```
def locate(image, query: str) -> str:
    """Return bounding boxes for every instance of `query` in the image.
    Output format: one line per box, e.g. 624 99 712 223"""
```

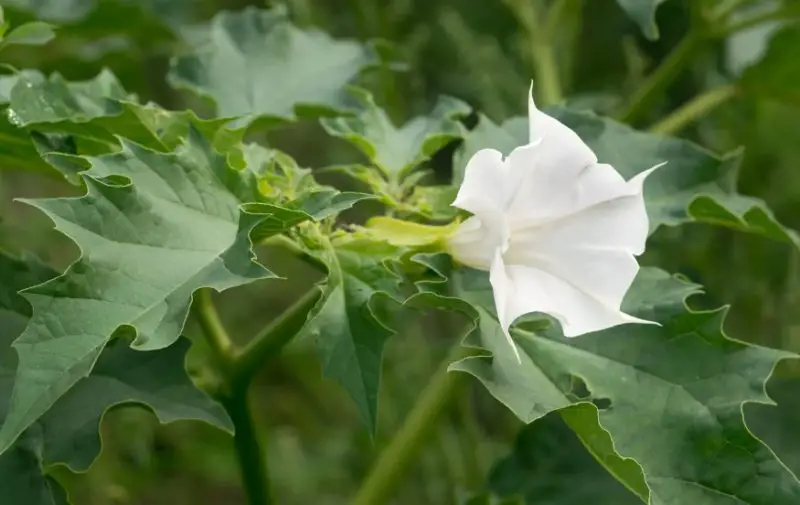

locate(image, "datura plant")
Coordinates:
1 3 799 505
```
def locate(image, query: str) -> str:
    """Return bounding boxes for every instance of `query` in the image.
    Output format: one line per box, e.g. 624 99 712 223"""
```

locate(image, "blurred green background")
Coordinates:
1 0 799 504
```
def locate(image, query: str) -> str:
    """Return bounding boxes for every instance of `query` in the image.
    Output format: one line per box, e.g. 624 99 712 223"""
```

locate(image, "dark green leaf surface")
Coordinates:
456 110 799 246
1 69 238 178
0 252 231 505
445 266 799 505
0 128 294 455
169 6 379 125
304 236 405 432
488 405 643 504
321 88 469 179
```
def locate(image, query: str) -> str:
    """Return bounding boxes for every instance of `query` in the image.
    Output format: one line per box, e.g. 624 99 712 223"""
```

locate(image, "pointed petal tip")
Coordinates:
560 313 660 338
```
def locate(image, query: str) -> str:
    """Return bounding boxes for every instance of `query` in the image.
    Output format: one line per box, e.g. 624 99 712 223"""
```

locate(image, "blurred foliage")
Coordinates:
0 0 799 504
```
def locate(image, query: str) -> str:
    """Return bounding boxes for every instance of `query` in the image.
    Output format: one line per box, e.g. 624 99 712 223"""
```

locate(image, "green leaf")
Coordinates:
746 377 800 477
1 69 238 179
1 21 55 46
0 128 300 455
445 266 800 504
487 405 644 504
615 0 668 40
0 252 232 505
169 6 380 126
7 68 130 126
456 110 799 247
321 88 469 180
304 235 405 432
741 25 800 105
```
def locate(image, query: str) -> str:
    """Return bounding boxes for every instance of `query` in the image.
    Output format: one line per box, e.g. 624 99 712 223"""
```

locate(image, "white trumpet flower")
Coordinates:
447 89 663 362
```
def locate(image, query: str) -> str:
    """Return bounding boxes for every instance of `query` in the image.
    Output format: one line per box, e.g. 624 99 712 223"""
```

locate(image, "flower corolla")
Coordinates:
447 89 663 361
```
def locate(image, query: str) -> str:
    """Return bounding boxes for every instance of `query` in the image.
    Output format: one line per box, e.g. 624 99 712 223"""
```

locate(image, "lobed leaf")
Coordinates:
169 6 380 126
321 88 469 180
303 236 406 432
455 110 799 247
0 128 301 455
0 69 238 179
487 405 644 504
0 252 232 505
441 265 800 505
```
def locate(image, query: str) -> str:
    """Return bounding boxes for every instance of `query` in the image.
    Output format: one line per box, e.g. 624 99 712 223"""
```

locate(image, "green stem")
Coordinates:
194 288 283 505
221 387 274 505
194 288 235 373
509 0 563 105
649 84 739 135
618 31 703 124
620 0 790 126
352 346 479 505
233 287 322 386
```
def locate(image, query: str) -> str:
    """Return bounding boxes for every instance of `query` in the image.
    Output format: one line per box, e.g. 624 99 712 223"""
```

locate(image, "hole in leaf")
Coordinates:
592 397 612 410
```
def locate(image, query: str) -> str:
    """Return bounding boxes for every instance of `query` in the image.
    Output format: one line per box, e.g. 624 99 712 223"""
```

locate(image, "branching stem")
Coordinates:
194 243 323 505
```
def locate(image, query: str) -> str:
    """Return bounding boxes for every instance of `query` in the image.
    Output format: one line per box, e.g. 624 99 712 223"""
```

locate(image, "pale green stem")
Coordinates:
508 0 563 105
649 84 739 135
194 289 235 373
352 346 480 505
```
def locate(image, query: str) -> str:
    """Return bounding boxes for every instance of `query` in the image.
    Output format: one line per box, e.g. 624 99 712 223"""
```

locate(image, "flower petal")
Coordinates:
527 87 597 169
446 216 498 270
506 246 640 309
509 163 658 254
497 260 655 338
489 250 522 363
452 148 512 216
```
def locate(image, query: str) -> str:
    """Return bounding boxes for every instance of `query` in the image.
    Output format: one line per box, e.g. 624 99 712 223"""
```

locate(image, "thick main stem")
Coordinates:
221 388 273 505
196 286 319 505
352 346 478 505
